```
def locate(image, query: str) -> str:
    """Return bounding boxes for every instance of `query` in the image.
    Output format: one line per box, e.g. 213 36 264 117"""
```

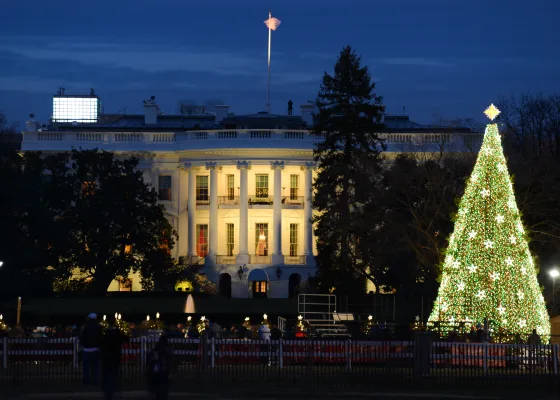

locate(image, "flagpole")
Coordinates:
267 9 272 113
264 10 280 114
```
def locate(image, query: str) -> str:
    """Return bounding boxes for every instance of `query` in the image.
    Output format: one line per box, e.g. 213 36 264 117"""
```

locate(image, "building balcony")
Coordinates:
249 255 271 264
178 255 206 266
282 196 304 207
248 195 273 206
218 196 239 206
196 197 210 206
216 255 237 265
284 255 306 265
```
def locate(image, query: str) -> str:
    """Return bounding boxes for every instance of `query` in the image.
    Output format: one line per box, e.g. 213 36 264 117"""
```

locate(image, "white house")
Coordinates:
22 93 481 299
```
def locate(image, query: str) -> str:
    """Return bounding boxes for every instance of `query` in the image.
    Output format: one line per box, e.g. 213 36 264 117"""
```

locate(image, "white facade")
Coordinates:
22 98 482 298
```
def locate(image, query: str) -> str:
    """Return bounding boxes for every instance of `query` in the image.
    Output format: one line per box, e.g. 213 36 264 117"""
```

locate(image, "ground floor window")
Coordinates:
255 223 268 256
252 281 267 298
196 224 208 257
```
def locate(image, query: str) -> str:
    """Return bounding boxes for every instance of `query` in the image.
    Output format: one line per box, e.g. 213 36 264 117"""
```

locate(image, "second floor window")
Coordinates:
196 175 209 201
255 174 269 198
226 223 235 256
255 223 268 256
158 175 172 201
290 174 299 200
226 174 235 200
290 223 299 256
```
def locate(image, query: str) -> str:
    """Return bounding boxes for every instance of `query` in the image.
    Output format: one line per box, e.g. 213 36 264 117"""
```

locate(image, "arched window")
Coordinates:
288 273 302 298
219 273 232 298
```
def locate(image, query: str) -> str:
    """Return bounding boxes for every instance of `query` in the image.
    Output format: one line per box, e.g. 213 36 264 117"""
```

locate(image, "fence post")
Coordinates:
2 337 7 369
413 331 432 377
279 339 283 369
483 342 488 374
211 338 215 368
72 337 79 369
140 337 146 369
346 340 352 371
553 344 559 375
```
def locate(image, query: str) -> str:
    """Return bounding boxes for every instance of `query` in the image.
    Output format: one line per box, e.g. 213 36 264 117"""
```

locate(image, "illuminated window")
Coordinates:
253 281 267 293
255 174 269 198
255 223 268 256
82 181 96 196
290 223 299 256
196 224 208 257
196 175 209 202
119 277 132 292
158 175 172 201
226 174 235 200
290 175 299 200
226 223 235 256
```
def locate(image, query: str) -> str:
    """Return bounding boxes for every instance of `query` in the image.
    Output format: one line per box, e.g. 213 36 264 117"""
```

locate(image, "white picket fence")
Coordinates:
0 337 558 374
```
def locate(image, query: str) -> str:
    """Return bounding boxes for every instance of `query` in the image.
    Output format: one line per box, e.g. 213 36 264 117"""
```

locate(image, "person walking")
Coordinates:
258 322 271 366
80 313 103 385
146 335 173 400
100 324 128 400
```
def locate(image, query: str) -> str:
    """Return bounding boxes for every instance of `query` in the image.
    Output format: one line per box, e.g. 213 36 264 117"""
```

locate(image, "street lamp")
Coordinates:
0 261 3 268
550 269 559 311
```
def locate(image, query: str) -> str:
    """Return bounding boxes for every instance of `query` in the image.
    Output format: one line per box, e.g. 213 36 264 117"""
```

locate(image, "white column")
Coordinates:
177 163 188 259
302 162 316 265
236 161 250 265
186 163 197 257
206 162 219 263
271 161 284 265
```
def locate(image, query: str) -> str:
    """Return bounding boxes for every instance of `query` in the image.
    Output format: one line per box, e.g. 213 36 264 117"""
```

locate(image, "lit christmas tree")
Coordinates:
428 104 551 340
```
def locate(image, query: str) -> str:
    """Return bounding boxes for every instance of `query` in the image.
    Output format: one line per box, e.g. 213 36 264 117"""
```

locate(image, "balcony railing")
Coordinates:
248 195 273 205
249 255 271 264
196 197 210 206
216 255 237 265
178 255 206 266
284 255 306 265
23 129 484 154
218 196 239 205
283 196 304 206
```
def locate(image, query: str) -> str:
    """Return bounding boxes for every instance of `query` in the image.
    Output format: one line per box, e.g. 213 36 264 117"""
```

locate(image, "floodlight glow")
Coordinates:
52 96 99 123
550 269 560 278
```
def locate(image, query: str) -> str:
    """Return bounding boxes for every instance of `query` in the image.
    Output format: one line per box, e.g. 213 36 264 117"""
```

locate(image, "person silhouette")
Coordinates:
287 100 293 115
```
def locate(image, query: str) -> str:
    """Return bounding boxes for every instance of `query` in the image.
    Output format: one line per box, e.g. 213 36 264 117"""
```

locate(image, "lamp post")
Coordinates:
264 10 281 113
550 268 559 311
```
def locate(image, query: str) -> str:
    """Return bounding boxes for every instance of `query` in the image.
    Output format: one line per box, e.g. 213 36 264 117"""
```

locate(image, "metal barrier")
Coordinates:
0 337 558 391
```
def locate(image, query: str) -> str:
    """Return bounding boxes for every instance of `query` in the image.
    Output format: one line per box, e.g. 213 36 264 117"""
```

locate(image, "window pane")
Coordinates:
255 174 269 198
226 223 235 256
290 223 298 256
196 175 209 201
158 175 172 201
227 174 235 199
196 224 208 257
255 223 268 256
290 175 299 200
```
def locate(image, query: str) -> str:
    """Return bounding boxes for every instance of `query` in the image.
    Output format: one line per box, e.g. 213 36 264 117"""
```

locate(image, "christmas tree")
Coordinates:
428 104 550 340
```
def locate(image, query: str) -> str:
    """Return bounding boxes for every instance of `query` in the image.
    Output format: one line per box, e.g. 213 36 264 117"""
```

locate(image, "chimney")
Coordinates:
300 101 315 126
143 96 158 125
215 105 230 123
25 113 39 132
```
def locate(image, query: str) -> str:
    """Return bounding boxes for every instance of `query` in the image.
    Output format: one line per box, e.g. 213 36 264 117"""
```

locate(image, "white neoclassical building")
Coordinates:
21 93 481 298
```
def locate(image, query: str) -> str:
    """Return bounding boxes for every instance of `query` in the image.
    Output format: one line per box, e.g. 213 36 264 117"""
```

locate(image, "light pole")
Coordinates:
264 10 281 113
550 268 559 312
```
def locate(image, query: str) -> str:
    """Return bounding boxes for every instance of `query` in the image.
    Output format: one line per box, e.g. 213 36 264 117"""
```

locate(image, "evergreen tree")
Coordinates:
428 105 551 340
312 46 385 294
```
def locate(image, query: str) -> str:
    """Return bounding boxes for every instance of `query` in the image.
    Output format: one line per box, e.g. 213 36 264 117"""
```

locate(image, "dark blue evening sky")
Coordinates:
1 0 559 127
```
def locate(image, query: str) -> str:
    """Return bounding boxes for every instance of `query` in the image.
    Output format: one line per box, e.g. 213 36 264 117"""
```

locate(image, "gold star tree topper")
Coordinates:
484 104 501 121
